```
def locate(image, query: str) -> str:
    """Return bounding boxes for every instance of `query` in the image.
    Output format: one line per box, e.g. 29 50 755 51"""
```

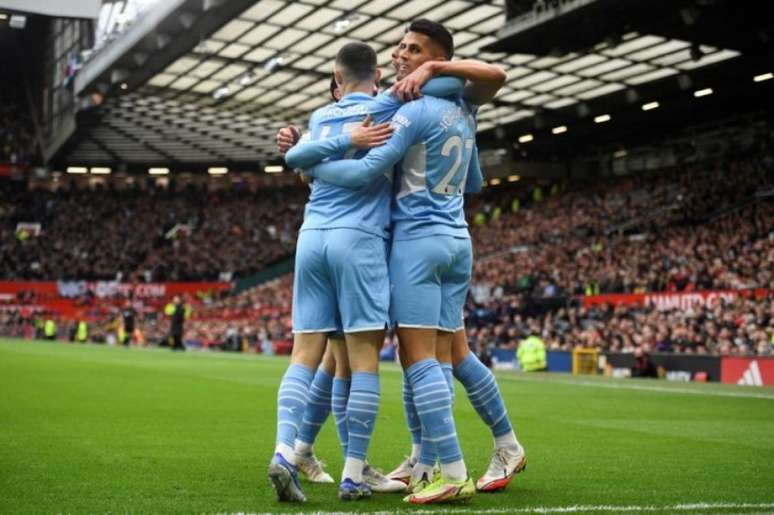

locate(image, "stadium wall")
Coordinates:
605 353 722 382
491 350 774 387
721 357 774 387
582 289 770 310
0 280 232 318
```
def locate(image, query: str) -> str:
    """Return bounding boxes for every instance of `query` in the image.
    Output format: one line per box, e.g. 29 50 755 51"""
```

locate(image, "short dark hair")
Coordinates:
329 76 339 101
335 42 377 84
407 19 454 59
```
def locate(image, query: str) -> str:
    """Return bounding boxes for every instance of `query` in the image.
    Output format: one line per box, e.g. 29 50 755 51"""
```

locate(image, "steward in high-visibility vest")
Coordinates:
533 186 543 203
44 319 57 340
76 321 88 343
585 282 600 296
517 335 546 372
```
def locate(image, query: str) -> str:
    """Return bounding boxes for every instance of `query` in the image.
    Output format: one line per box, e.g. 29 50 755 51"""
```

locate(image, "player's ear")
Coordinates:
374 68 382 85
334 69 344 88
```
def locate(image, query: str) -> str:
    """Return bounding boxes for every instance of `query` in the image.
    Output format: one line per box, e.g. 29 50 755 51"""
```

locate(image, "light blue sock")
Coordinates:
332 377 351 458
276 364 314 449
346 371 380 461
403 373 422 446
296 367 333 447
407 359 462 465
454 352 513 438
418 430 436 467
441 362 455 405
418 363 456 467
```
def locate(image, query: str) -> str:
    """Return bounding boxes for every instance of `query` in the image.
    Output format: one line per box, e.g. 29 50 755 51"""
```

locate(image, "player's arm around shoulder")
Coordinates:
405 60 507 106
307 102 423 189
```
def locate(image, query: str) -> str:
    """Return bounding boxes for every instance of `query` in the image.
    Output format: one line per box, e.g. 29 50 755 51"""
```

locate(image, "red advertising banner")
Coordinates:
0 281 58 296
583 289 769 310
0 281 232 300
721 357 774 386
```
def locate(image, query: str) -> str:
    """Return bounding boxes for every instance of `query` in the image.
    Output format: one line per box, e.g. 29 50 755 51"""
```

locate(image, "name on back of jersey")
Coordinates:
440 105 475 134
391 112 412 132
317 103 369 121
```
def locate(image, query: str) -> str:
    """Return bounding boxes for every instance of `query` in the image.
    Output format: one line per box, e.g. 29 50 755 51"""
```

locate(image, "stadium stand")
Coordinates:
0 0 771 364
469 152 774 298
0 182 305 281
1 149 772 356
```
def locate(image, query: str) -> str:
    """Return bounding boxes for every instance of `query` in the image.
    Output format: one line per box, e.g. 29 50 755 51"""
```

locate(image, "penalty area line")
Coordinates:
235 501 774 514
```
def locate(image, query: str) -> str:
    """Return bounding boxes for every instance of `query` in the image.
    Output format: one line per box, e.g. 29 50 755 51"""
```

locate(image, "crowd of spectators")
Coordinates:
469 153 774 300
465 292 774 357
1 149 772 357
184 275 293 351
0 182 305 281
175 152 772 356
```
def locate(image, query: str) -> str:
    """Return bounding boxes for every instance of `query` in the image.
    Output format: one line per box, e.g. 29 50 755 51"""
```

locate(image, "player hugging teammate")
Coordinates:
268 19 526 505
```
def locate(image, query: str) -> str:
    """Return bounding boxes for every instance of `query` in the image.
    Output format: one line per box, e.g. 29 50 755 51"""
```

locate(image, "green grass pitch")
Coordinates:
1 339 773 514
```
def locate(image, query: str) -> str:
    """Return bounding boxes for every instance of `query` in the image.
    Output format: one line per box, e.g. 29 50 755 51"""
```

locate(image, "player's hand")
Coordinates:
391 62 435 102
349 115 393 149
276 125 300 155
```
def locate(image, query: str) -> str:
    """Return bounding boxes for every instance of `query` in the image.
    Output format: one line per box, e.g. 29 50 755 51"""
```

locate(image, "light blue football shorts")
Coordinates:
389 235 472 333
292 228 390 334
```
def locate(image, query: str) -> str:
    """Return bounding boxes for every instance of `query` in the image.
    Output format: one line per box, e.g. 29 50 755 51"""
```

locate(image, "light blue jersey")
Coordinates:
286 77 464 334
285 77 465 240
305 95 481 241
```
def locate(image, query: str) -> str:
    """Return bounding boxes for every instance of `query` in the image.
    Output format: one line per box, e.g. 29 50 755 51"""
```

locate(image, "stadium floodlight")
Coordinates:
508 175 520 182
0 13 7 20
66 167 88 174
148 167 170 175
208 167 228 175
334 19 351 33
594 114 611 123
264 56 284 72
490 178 502 186
213 87 230 100
694 88 713 98
614 150 628 158
552 126 568 135
642 101 660 111
9 14 25 29
753 72 772 82
90 167 111 174
518 134 534 143
264 165 284 173
239 73 254 86
333 14 359 34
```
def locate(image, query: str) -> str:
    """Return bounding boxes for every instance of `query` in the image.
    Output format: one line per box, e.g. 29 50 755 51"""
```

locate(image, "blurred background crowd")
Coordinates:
3 147 772 358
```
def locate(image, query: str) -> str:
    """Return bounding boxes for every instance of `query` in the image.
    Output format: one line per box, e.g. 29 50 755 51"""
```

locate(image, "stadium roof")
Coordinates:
62 0 744 168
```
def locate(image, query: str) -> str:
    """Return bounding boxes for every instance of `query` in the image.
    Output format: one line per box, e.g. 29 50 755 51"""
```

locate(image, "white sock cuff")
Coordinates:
342 457 365 483
410 444 422 463
440 459 467 482
294 440 313 455
276 443 296 465
494 431 519 450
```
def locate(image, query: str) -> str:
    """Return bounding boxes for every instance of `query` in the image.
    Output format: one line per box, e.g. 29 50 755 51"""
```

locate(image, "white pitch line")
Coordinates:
228 501 774 515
